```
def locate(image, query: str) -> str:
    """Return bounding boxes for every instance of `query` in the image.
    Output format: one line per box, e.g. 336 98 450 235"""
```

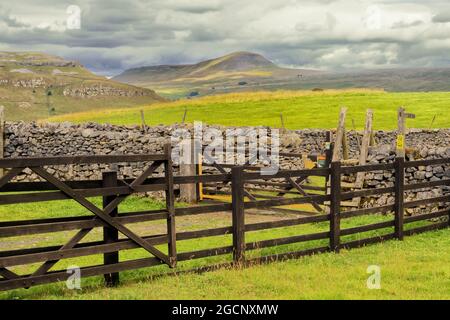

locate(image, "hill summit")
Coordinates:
113 51 319 98
203 51 276 71
114 51 283 83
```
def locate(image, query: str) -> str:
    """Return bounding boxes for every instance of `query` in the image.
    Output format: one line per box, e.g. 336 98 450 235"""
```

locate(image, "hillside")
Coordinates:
114 52 450 99
0 52 166 121
113 52 321 98
46 89 450 130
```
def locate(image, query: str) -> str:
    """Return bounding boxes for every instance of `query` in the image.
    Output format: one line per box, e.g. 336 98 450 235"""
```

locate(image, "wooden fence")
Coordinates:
200 149 331 215
0 147 449 291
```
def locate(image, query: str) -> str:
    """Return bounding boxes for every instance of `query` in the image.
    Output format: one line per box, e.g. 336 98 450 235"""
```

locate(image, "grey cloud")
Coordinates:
175 4 222 14
0 7 29 28
432 12 450 23
0 0 450 74
391 20 424 29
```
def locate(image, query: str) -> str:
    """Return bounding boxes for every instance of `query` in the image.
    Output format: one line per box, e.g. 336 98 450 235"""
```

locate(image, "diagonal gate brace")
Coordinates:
29 163 170 273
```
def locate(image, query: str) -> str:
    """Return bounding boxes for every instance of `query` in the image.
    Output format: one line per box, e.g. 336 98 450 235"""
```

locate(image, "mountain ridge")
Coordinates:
113 51 310 84
113 51 320 98
113 51 450 98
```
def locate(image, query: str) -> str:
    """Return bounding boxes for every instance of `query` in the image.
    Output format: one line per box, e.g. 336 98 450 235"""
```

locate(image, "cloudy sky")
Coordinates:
1 0 450 76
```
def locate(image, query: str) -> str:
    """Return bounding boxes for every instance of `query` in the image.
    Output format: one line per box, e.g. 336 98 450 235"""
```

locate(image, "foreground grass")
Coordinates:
1 229 449 300
0 195 449 300
46 89 450 129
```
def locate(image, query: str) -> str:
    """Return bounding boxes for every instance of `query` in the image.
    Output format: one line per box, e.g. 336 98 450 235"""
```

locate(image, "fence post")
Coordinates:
394 157 405 240
0 106 4 178
324 131 333 193
140 110 147 132
231 166 245 264
330 161 341 253
102 170 119 286
179 139 197 203
164 143 177 268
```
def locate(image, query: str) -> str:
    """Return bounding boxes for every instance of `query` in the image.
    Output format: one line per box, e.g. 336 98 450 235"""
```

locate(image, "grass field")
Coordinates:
0 195 448 300
46 89 450 129
4 88 450 300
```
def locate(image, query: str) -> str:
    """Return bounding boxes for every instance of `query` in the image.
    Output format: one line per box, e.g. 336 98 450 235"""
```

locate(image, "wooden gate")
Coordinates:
0 145 176 290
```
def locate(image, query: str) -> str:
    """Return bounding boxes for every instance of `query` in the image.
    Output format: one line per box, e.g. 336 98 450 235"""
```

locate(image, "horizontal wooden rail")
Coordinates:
262 207 320 216
403 222 449 236
177 246 234 261
0 154 167 168
340 233 396 249
246 180 325 191
404 195 450 208
175 174 232 184
340 220 394 236
243 168 330 180
0 184 167 205
245 215 330 232
340 158 450 174
1 179 107 192
245 246 330 265
404 158 450 168
246 231 329 250
340 186 395 201
405 179 450 191
244 181 291 188
404 209 449 223
243 194 330 209
341 163 395 174
175 203 233 217
200 146 304 158
0 210 167 237
202 163 260 170
340 205 395 219
0 174 233 193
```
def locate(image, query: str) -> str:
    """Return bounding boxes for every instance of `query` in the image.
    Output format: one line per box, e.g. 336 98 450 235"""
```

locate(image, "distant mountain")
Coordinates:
114 51 450 98
113 52 321 98
0 52 165 121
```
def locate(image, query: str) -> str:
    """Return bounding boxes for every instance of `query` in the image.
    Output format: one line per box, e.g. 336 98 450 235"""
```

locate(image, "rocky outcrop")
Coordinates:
62 85 157 98
16 60 79 68
0 78 47 88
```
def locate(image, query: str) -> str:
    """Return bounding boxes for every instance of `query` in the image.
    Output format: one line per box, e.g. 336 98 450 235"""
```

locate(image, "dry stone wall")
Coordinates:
3 122 450 214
